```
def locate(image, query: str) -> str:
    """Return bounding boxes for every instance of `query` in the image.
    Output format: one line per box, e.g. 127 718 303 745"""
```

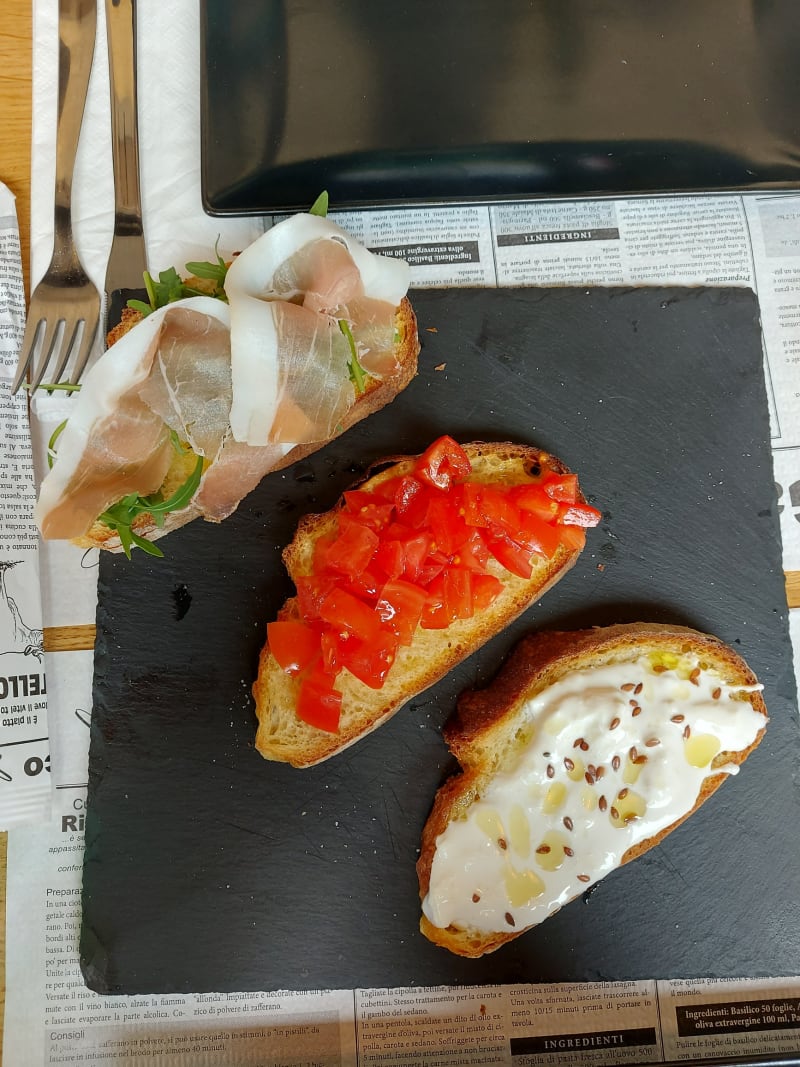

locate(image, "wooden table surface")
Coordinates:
0 0 799 1056
0 1 32 1050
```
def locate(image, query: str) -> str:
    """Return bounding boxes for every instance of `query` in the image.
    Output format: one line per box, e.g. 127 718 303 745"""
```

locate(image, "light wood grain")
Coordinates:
787 571 800 612
0 0 32 1046
0 1 32 297
44 624 97 653
34 572 800 656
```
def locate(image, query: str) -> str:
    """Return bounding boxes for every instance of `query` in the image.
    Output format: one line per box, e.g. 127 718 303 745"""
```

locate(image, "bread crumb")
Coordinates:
426 326 438 333
434 362 447 372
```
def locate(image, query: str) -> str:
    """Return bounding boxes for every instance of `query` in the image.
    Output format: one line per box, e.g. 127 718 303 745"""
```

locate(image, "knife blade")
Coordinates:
104 0 148 335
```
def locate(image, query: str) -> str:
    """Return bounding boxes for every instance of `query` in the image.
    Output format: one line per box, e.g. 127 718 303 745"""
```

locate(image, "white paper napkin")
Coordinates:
31 0 264 294
28 0 267 624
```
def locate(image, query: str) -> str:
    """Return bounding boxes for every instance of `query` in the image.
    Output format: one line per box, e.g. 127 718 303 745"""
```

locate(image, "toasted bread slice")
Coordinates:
417 622 768 957
73 296 419 551
254 441 592 767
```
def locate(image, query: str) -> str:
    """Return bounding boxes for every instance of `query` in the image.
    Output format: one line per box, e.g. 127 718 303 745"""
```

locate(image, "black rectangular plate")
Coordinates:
81 286 799 994
201 0 800 214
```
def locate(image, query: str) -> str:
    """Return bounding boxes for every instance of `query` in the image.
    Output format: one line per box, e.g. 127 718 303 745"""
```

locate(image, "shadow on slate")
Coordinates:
80 286 800 994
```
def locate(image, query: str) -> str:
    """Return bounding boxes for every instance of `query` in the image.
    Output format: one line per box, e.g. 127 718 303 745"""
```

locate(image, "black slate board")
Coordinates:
81 286 800 994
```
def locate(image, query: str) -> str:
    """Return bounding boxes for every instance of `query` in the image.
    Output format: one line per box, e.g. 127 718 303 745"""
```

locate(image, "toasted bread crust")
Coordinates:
72 297 420 551
253 441 592 767
417 623 768 957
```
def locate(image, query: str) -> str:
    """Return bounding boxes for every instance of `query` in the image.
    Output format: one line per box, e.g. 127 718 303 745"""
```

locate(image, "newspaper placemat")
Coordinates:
4 0 800 1061
0 181 50 829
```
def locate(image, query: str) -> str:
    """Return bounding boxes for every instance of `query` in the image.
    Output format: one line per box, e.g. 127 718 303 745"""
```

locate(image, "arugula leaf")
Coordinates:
98 452 204 560
339 319 367 396
47 420 68 469
24 381 83 394
130 267 189 317
185 238 229 299
127 239 230 315
309 191 329 217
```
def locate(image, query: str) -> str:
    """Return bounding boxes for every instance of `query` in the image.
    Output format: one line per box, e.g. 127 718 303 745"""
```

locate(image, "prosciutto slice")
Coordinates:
35 214 412 542
225 214 410 445
35 298 231 540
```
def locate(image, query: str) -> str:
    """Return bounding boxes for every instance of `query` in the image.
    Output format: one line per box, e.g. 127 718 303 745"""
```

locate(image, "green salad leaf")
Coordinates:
127 239 230 315
309 190 329 217
97 450 204 560
339 319 367 396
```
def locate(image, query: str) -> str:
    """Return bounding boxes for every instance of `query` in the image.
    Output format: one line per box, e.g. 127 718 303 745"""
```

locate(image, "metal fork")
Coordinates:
11 0 100 395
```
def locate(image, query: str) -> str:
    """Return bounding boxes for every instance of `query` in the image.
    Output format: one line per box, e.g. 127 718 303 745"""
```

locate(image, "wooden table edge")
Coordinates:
39 570 800 653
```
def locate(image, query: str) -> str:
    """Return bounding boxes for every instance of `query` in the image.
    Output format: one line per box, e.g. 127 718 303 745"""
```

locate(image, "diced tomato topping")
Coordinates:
542 472 579 503
559 525 587 552
453 528 491 571
444 566 473 620
341 494 395 529
267 620 321 675
421 575 451 629
342 563 386 601
333 630 399 689
296 574 336 620
269 436 598 731
518 509 563 559
509 483 559 521
415 435 471 490
319 513 379 573
480 485 522 537
374 538 405 580
397 530 433 581
557 501 602 527
296 674 342 733
319 588 383 644
376 579 428 645
425 494 469 556
459 482 487 527
471 572 504 612
392 474 424 515
487 532 534 579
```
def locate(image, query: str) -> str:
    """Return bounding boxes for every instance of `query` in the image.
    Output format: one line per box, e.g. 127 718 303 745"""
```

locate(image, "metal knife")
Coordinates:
104 0 148 334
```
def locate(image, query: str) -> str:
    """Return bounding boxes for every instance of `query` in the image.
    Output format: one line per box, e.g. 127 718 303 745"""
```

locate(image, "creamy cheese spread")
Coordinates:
422 652 764 935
